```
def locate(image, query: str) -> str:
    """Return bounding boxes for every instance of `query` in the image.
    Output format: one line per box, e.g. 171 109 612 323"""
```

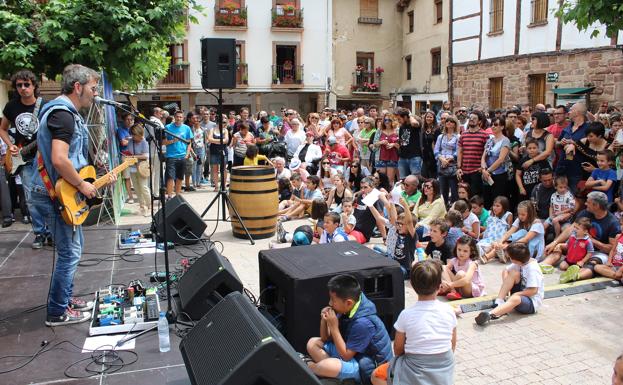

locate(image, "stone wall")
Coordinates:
451 47 623 110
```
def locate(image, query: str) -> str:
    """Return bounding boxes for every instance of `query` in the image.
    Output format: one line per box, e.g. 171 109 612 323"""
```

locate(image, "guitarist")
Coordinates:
30 64 116 326
0 70 51 247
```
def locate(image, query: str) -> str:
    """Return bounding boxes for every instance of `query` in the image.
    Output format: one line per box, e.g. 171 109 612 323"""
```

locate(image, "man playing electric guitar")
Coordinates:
0 70 51 244
30 65 117 326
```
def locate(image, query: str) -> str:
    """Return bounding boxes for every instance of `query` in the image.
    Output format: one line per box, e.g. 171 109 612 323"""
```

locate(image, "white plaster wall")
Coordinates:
453 39 480 63
453 16 480 40
560 23 612 50
518 0 557 54
186 0 330 92
480 0 516 59
453 0 481 17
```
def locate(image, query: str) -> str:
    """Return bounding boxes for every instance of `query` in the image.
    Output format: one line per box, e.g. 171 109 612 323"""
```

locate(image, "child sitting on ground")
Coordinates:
371 260 457 385
478 196 514 264
491 200 545 262
584 150 617 202
541 217 594 280
544 175 576 237
278 175 323 221
442 235 486 300
475 243 544 325
445 209 465 251
307 274 393 384
319 212 349 244
453 200 480 239
278 173 303 211
470 195 489 237
340 198 366 244
370 194 417 279
425 219 453 264
593 228 623 283
243 144 273 166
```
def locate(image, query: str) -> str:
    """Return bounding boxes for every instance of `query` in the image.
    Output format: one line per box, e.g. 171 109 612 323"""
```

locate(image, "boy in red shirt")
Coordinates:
543 217 594 283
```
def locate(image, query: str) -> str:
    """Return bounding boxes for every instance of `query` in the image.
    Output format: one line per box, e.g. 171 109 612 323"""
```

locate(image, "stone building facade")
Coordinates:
452 47 623 110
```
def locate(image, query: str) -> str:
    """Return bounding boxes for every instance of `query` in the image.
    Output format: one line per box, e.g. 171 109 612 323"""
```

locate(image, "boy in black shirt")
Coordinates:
425 218 453 264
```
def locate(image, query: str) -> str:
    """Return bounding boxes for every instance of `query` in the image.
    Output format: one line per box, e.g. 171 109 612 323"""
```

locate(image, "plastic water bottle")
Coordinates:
158 311 170 352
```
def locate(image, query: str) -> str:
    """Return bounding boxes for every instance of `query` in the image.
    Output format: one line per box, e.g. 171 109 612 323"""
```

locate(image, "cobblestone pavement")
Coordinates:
116 190 622 384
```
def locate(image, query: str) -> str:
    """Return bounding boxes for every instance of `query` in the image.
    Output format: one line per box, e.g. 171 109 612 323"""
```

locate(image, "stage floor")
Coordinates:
0 226 192 385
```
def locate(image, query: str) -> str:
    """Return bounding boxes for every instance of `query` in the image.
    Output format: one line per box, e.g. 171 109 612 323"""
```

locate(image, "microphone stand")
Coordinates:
104 98 178 322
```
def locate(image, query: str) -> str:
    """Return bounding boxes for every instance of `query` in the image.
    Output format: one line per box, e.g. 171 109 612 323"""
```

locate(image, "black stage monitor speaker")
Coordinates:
177 247 243 320
258 241 405 352
154 195 206 245
201 38 236 89
180 292 322 385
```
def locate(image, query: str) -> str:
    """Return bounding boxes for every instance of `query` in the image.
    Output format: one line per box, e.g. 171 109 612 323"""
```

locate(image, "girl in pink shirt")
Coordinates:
441 235 486 300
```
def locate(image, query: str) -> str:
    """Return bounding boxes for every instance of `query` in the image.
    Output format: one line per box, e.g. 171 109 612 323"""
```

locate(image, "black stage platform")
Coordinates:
0 226 193 385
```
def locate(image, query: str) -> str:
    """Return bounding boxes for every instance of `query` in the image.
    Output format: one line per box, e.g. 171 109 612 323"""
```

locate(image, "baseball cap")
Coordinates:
293 232 311 245
328 136 337 145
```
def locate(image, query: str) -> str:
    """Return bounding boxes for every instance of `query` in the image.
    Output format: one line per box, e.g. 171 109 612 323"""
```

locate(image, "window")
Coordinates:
169 43 185 66
360 0 378 19
435 0 443 24
529 74 546 107
431 48 441 76
530 0 548 24
356 52 374 71
407 11 414 33
489 78 504 109
235 41 247 85
489 0 504 33
405 55 412 80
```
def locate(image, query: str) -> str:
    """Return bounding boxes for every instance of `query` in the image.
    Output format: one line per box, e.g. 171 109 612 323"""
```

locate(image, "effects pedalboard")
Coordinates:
88 284 161 336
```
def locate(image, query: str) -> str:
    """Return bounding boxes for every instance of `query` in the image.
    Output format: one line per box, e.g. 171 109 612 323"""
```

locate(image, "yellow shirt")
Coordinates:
243 154 269 165
414 197 447 227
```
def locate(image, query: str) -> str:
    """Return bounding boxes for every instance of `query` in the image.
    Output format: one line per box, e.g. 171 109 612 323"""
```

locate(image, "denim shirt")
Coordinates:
434 133 459 160
484 136 511 175
30 95 89 190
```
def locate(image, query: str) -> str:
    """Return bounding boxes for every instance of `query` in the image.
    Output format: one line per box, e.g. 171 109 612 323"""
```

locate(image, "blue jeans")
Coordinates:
398 156 423 179
31 188 83 317
20 162 49 236
192 148 205 186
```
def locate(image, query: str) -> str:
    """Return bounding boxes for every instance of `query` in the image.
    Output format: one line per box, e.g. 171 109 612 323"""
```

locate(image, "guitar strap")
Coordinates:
36 152 58 202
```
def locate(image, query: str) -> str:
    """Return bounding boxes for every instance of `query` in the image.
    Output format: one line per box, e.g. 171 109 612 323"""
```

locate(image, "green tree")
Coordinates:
557 0 623 38
0 0 202 89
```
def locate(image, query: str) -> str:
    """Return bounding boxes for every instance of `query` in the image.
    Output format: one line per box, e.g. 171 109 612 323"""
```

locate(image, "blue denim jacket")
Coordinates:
30 95 89 190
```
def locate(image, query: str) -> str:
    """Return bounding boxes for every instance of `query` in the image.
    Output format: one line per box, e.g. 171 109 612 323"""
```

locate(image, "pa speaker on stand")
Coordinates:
201 38 236 89
154 195 206 245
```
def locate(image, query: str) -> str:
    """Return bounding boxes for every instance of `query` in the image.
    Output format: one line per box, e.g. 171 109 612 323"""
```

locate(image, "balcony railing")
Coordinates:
159 64 189 86
271 7 303 28
272 64 303 85
351 71 382 94
236 63 248 85
214 4 247 27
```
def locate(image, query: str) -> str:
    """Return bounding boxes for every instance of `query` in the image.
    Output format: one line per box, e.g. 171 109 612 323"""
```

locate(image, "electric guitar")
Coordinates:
4 140 38 175
56 158 138 226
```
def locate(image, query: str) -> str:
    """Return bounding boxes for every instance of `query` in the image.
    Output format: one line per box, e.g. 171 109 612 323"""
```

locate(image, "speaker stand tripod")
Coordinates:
200 88 254 245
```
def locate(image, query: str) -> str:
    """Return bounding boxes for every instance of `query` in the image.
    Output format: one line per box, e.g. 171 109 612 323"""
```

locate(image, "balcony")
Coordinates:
271 7 303 31
236 63 248 87
351 71 382 95
214 3 247 30
272 64 304 88
158 64 190 88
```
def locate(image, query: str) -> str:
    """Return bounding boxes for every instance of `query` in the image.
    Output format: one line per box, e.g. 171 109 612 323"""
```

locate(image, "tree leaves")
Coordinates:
0 0 202 89
557 0 623 38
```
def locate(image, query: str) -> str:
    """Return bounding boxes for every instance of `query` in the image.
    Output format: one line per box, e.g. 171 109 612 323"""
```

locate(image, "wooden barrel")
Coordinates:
228 166 278 240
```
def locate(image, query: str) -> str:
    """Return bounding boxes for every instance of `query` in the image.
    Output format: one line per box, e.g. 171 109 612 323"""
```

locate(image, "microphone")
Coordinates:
94 96 124 107
114 90 136 97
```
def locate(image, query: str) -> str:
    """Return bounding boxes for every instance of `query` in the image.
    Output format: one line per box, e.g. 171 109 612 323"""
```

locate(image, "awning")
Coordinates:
552 87 595 95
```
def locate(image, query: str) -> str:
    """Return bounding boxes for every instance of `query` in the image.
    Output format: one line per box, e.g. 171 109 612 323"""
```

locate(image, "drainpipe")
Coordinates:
448 0 454 107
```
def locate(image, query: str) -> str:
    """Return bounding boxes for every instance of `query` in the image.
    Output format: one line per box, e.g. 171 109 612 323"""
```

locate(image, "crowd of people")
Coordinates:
2 68 623 383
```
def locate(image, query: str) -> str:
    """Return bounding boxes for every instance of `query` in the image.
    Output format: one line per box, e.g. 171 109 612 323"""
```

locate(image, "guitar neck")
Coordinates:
93 160 136 189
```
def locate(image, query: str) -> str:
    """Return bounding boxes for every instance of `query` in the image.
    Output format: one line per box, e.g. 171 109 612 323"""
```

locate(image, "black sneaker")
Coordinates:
21 215 31 224
475 311 491 326
68 297 94 312
45 308 91 327
46 235 55 247
186 186 196 192
32 234 45 249
2 217 12 228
